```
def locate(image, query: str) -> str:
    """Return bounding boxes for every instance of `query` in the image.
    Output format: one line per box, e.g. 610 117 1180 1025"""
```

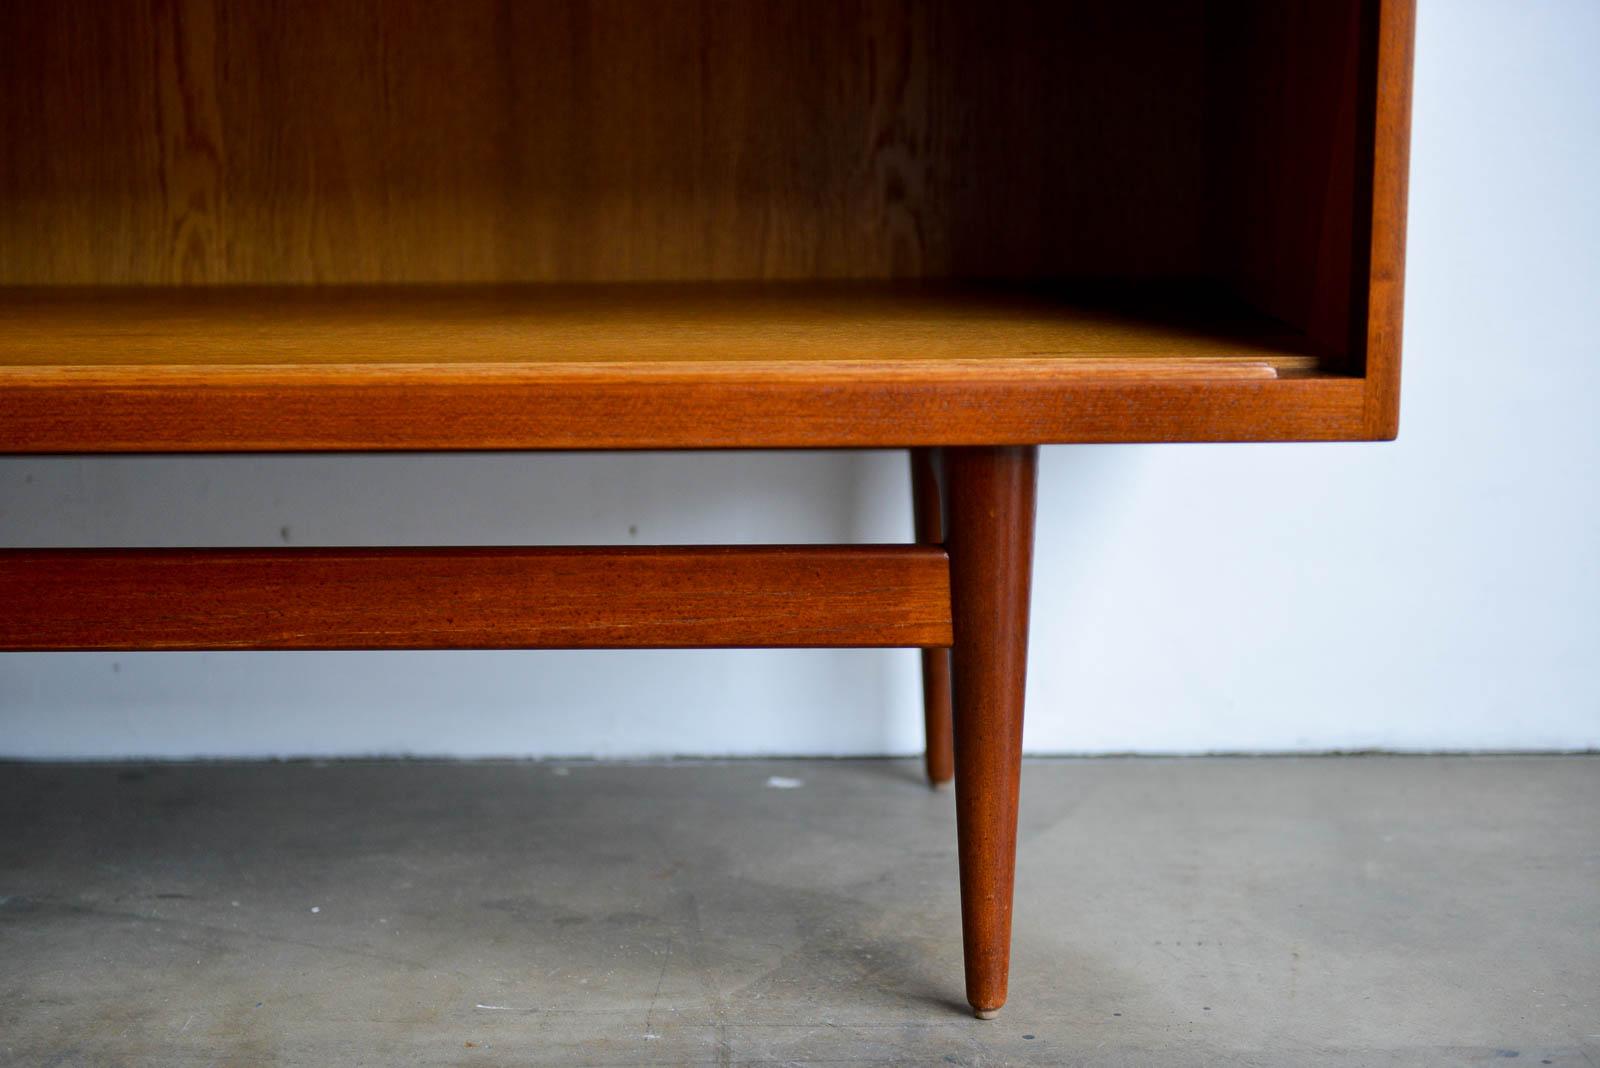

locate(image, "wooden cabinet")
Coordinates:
0 0 1414 1019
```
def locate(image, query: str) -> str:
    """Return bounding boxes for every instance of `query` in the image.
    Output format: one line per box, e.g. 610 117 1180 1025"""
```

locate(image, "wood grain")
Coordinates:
0 546 952 651
0 0 1408 450
1360 0 1415 438
0 282 1365 451
1207 0 1365 364
945 446 1037 1018
0 0 1211 286
0 283 1319 369
0 371 1368 453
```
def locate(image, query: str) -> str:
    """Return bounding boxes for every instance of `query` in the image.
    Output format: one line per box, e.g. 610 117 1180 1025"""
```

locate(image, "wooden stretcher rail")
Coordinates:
0 546 952 651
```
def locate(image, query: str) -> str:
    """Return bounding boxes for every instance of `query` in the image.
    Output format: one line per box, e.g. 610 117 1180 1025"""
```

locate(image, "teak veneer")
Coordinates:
0 0 1413 1021
0 282 1343 451
0 546 953 651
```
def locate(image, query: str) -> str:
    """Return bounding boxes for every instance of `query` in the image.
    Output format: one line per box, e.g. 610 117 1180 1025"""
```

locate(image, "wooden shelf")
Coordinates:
0 282 1365 452
2 282 1320 371
0 0 1410 452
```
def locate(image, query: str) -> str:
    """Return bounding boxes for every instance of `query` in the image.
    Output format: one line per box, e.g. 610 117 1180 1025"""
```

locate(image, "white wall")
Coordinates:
2 0 1597 759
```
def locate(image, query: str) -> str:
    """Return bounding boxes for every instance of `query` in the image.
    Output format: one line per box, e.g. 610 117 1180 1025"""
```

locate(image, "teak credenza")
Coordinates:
0 0 1412 1019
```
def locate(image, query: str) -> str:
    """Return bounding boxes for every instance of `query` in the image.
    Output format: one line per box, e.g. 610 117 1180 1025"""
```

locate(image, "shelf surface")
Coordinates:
0 283 1365 451
1 283 1318 373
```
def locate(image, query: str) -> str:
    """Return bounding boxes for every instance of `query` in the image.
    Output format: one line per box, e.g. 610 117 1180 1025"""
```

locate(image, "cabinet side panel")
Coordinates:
1361 0 1415 438
1205 0 1365 366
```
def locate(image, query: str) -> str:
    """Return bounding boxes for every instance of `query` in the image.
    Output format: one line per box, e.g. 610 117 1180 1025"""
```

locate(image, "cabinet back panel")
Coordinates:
1 0 1214 285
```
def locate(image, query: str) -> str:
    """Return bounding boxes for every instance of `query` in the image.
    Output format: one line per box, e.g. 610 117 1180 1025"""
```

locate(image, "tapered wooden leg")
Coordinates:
911 448 954 787
945 445 1037 1020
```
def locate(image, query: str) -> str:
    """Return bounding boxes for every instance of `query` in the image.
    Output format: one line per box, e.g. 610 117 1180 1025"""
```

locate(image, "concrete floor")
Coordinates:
0 757 1595 1067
